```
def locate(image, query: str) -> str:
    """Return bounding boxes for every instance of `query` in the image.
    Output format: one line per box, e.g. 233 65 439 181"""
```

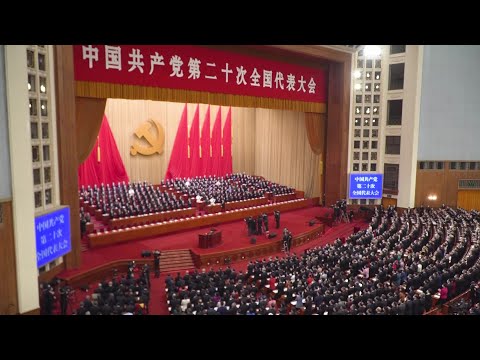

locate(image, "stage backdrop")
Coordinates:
105 99 321 197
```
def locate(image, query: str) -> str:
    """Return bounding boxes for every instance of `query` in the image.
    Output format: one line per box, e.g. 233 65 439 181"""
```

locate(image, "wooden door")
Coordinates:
457 190 480 210
382 197 397 208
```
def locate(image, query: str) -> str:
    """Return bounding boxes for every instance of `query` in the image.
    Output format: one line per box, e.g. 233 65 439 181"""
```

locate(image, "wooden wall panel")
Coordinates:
457 190 480 210
414 169 446 207
54 46 81 269
325 58 351 206
0 201 19 315
382 197 398 208
415 166 480 208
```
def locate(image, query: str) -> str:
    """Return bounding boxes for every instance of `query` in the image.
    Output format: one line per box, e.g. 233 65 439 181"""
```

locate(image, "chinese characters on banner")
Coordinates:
73 45 327 103
349 173 384 199
35 207 71 268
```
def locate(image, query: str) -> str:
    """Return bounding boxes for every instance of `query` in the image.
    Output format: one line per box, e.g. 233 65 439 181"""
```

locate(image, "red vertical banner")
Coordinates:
200 105 211 176
222 107 233 176
211 107 222 176
165 104 189 180
78 115 129 186
189 105 200 177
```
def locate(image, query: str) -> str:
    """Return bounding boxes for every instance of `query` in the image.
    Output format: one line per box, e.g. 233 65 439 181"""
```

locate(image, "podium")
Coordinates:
199 229 222 248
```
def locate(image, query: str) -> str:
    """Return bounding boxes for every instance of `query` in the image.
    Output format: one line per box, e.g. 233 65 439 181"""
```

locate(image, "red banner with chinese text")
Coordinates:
73 45 327 103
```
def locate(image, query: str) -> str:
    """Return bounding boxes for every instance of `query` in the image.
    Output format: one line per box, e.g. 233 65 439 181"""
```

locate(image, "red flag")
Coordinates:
211 107 222 176
165 104 188 180
78 115 129 187
222 107 233 176
200 105 211 176
189 105 200 177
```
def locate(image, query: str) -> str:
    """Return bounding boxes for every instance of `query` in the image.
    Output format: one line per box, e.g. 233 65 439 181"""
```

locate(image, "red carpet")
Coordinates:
60 206 329 278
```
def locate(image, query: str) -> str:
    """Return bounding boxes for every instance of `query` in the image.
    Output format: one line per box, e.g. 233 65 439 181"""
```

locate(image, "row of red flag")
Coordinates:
165 104 232 179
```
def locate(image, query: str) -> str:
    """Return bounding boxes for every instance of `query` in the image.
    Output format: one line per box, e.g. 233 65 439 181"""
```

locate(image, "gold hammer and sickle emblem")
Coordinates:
130 119 165 156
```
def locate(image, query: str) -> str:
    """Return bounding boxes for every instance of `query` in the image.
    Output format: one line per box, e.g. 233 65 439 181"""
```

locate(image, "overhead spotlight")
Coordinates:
40 85 46 93
354 83 361 90
28 83 31 90
364 45 382 58
354 70 361 79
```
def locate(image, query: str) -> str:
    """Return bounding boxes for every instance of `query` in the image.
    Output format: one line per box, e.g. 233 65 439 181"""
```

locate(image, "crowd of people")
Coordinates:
73 262 150 315
79 174 295 220
245 213 270 236
165 205 480 315
162 173 295 205
80 182 191 219
449 280 480 314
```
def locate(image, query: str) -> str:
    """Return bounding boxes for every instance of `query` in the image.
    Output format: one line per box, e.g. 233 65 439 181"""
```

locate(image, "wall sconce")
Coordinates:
427 194 437 201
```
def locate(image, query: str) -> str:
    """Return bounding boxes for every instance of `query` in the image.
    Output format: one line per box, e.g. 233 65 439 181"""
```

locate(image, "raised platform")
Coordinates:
59 223 324 289
88 198 314 248
109 207 196 229
191 223 324 268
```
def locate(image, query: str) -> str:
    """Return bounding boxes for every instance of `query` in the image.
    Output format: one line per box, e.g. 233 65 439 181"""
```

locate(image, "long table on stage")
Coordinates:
273 193 297 203
198 230 222 248
109 208 196 228
224 197 268 211
88 198 312 248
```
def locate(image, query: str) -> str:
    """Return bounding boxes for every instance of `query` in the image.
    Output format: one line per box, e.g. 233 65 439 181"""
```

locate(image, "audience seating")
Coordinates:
164 206 480 315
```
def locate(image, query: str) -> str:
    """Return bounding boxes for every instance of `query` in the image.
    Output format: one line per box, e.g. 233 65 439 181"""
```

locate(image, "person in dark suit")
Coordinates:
286 231 293 253
274 210 280 229
80 214 87 236
257 215 263 235
153 250 161 278
262 213 269 232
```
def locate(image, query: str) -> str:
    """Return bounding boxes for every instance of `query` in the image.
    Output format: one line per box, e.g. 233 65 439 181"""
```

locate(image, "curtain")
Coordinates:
231 106 256 175
305 112 326 155
254 109 322 198
165 105 189 179
78 115 129 187
103 99 322 195
76 97 106 164
222 107 233 175
211 107 222 176
77 81 326 113
200 105 212 176
189 105 201 177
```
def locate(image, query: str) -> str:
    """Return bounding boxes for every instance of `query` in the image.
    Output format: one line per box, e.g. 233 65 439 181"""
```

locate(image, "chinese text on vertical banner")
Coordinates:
35 207 71 268
349 173 383 199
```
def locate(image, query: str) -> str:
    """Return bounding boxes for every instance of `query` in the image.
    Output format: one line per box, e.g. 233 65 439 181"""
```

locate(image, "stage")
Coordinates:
60 206 332 278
